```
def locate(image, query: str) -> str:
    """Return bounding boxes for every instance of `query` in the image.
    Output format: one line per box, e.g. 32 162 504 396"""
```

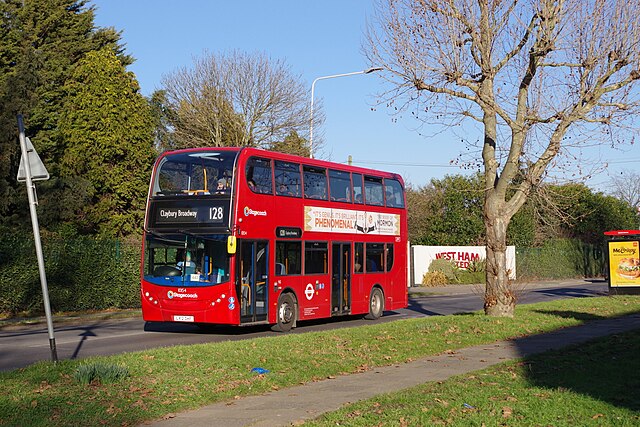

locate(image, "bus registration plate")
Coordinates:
173 315 194 322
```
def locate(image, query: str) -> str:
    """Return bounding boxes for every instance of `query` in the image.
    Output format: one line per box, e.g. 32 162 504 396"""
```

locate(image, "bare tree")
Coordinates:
366 0 640 316
161 50 317 150
610 170 640 209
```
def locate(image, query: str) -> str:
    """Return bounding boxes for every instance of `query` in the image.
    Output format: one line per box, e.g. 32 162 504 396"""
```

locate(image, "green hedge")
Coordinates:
516 238 604 280
0 235 140 316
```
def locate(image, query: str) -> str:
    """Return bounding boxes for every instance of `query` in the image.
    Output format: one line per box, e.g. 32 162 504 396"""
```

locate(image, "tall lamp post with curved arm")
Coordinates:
309 67 383 159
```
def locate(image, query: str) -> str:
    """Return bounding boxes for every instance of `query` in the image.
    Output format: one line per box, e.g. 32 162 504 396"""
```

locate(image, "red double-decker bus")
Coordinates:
141 147 408 331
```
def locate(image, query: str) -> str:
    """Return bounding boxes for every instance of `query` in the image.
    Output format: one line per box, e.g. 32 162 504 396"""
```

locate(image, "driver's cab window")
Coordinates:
144 235 230 285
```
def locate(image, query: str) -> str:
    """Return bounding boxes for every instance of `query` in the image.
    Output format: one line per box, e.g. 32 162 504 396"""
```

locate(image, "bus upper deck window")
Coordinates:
303 166 327 200
329 169 352 202
353 173 364 204
154 151 238 196
275 161 302 197
364 176 384 206
246 157 273 194
384 178 405 208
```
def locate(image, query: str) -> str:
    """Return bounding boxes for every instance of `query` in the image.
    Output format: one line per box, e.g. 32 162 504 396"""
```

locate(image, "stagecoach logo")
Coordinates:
167 290 199 299
244 206 267 217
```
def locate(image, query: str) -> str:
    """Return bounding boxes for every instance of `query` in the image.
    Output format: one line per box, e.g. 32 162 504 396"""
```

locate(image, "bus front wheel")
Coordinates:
272 293 296 332
365 287 384 320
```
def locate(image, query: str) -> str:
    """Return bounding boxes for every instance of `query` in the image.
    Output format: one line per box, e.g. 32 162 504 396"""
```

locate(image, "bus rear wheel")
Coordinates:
365 287 384 320
272 293 296 332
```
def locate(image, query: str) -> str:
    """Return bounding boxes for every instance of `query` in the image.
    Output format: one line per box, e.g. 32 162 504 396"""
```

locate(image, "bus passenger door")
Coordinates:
237 240 268 323
331 243 351 315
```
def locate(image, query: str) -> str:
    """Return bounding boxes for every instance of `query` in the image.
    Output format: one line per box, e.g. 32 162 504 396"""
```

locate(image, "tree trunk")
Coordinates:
484 196 516 317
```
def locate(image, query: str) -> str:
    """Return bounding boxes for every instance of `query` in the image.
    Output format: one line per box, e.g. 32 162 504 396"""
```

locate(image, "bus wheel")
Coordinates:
365 288 384 320
272 293 296 332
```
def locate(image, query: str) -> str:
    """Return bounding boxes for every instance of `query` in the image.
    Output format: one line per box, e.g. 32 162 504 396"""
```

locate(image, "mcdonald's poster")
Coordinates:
608 240 640 287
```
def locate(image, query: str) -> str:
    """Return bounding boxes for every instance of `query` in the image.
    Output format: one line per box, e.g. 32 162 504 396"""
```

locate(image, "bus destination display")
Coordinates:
150 199 230 230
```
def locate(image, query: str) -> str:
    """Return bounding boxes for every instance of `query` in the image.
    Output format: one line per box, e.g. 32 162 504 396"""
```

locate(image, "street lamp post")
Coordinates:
309 67 383 159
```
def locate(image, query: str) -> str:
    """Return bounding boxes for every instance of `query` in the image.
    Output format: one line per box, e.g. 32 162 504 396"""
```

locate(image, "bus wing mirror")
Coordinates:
227 236 237 254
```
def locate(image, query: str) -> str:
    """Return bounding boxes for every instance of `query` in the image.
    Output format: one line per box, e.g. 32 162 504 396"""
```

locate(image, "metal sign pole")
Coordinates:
16 114 57 362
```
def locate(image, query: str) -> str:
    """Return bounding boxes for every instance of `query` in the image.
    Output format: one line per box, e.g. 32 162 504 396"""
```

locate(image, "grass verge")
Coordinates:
0 296 638 426
304 329 640 426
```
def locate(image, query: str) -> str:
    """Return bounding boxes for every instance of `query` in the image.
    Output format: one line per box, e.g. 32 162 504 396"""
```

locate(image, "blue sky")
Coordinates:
91 0 640 191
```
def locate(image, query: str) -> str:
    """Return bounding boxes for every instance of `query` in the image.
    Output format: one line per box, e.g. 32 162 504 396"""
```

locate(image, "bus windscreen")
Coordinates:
144 233 231 286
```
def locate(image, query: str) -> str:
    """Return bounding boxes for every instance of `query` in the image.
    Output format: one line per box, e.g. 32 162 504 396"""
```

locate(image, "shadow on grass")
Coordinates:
532 309 606 322
519 329 640 412
513 309 640 413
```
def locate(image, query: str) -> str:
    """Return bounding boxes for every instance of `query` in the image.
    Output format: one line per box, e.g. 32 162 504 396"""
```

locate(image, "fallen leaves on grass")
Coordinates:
33 381 52 393
434 398 449 406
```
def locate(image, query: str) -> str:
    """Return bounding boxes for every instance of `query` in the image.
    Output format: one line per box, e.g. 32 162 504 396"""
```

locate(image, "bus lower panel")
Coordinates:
142 306 239 325
141 296 240 325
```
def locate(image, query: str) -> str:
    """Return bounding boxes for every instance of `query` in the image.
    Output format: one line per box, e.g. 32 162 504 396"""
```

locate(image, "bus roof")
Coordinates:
158 146 405 184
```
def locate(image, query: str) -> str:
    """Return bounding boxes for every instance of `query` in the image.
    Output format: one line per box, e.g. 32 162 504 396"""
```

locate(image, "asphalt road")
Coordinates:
0 280 608 372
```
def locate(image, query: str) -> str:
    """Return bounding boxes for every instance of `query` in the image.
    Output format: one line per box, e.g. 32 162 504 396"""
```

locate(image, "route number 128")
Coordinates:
209 206 224 221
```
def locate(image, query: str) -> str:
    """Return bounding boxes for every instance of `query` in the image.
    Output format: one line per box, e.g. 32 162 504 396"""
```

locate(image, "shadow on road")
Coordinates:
143 321 267 335
407 297 443 316
531 287 608 298
72 324 100 359
142 311 405 335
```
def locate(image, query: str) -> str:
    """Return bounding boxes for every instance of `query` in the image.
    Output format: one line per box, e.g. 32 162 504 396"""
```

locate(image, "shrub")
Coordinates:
456 270 485 284
428 258 460 283
421 271 448 286
452 258 486 284
466 259 485 273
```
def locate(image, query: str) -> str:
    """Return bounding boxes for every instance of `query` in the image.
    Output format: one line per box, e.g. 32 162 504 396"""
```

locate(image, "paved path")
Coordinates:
146 311 640 427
